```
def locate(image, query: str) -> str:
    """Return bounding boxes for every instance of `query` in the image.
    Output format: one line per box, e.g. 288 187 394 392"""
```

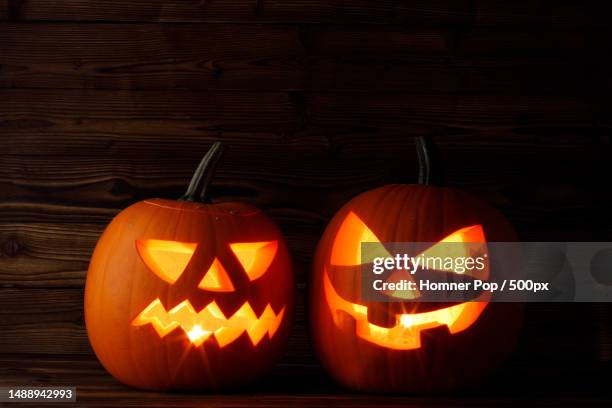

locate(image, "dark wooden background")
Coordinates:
1 1 611 406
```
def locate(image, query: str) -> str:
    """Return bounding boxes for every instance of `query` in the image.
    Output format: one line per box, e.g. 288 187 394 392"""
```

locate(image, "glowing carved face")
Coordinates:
324 211 490 350
133 239 285 348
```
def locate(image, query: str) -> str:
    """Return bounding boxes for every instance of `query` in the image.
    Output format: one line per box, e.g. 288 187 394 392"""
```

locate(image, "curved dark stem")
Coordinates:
416 136 439 185
180 142 225 202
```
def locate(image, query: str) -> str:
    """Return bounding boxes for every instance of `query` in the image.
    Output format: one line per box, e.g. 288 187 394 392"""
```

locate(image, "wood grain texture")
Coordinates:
0 223 100 287
1 24 609 92
2 89 608 218
0 0 608 27
0 23 305 91
1 89 606 137
0 288 89 354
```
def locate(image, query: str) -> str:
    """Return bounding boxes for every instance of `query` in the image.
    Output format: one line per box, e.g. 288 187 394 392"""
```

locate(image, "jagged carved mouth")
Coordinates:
323 270 488 350
132 299 285 347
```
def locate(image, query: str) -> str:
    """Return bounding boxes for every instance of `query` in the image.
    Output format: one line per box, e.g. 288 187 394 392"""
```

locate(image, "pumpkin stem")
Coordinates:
416 136 440 185
180 142 225 203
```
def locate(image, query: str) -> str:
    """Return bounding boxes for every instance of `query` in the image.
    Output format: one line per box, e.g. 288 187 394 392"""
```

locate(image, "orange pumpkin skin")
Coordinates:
86 144 293 391
310 184 522 393
86 199 293 390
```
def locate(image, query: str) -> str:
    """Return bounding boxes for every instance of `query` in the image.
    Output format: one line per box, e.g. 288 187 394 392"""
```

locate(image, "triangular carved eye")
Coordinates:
330 212 391 266
136 239 197 283
381 225 486 300
438 224 485 244
199 258 235 292
230 241 278 281
417 225 487 274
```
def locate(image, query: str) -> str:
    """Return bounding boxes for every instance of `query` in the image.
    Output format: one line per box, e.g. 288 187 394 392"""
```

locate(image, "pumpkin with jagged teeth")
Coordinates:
85 143 293 391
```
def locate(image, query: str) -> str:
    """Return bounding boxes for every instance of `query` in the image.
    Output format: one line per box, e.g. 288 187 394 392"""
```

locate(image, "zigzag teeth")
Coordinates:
132 299 285 347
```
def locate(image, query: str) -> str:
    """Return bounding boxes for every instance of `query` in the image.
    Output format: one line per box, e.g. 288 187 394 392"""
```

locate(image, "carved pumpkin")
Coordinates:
309 137 522 392
85 143 293 390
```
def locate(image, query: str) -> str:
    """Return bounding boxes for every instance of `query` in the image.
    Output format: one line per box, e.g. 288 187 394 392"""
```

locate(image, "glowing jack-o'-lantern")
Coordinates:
85 143 293 390
309 137 522 392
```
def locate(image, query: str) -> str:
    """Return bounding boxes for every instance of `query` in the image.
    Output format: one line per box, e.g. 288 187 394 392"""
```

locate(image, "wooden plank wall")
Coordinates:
1 1 611 371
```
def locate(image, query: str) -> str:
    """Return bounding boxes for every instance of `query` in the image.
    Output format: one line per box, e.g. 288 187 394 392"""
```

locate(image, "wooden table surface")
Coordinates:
1 354 611 407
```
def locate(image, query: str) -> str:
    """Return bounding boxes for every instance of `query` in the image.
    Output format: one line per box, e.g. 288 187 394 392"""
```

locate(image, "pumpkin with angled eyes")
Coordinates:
85 143 293 390
309 137 522 392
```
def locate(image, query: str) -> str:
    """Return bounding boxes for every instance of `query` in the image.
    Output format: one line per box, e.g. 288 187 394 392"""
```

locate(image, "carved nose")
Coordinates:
198 258 235 292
